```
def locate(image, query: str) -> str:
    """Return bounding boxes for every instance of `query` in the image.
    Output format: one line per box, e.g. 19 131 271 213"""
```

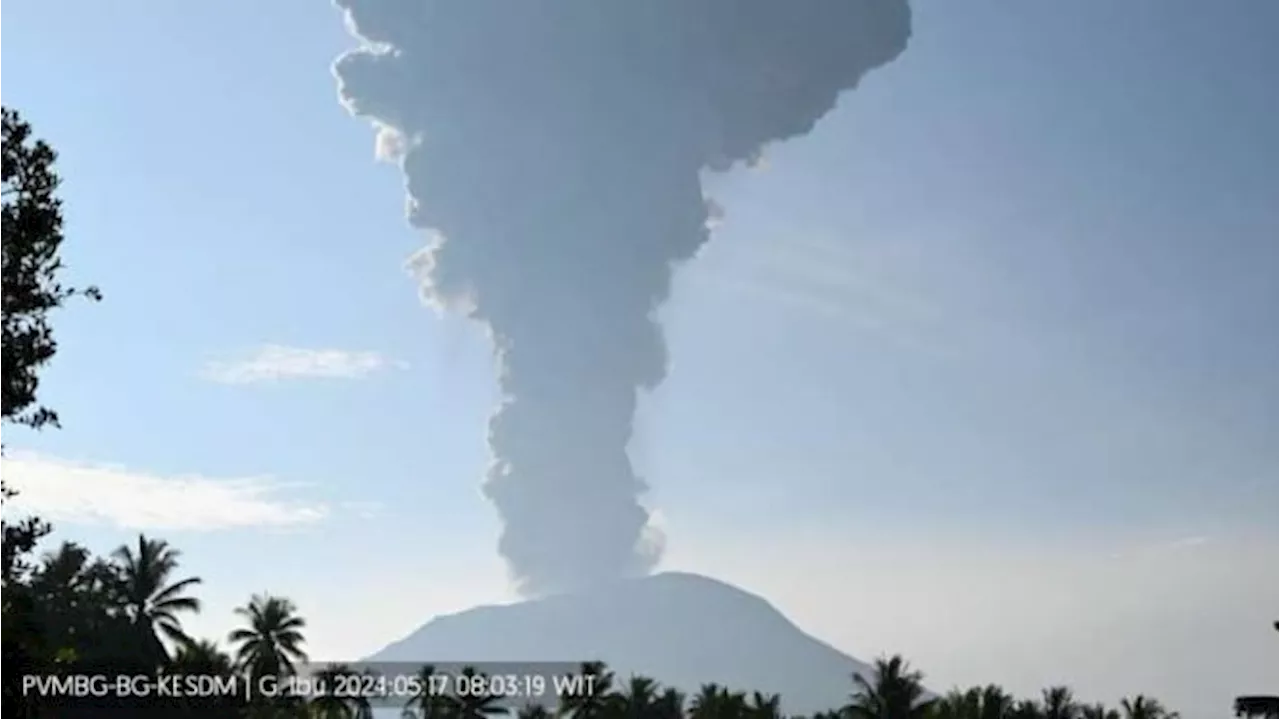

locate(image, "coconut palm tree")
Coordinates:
166 639 245 718
1008 700 1043 719
1041 687 1078 719
976 685 1014 719
228 593 309 680
169 638 235 676
747 691 783 719
30 543 108 656
404 664 447 719
844 656 935 719
617 676 661 719
111 534 202 662
1119 697 1177 719
655 687 687 719
520 703 555 719
690 683 747 719
689 684 725 719
310 663 375 719
445 666 506 719
559 662 617 719
35 542 91 587
1080 704 1119 719
15 542 130 713
933 688 981 719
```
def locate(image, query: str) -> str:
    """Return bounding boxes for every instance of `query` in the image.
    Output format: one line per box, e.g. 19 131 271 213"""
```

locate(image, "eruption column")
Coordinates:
334 0 912 596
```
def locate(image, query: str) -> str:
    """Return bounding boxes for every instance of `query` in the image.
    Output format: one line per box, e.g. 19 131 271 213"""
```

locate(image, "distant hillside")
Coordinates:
368 571 876 715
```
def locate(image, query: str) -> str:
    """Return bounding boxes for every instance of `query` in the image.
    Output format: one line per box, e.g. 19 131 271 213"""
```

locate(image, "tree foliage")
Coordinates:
1 107 100 430
1 105 102 718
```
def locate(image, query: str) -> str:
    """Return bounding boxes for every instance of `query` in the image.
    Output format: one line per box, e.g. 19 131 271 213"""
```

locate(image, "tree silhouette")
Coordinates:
618 675 661 719
1119 696 1178 719
1 107 100 431
405 664 449 719
1009 699 1044 719
167 639 245 718
312 663 376 719
111 534 203 663
229 593 309 680
28 542 131 663
655 687 687 719
1081 703 1120 719
934 687 981 719
170 638 236 676
1041 687 1078 719
844 656 935 719
690 683 748 719
1 107 99 716
746 690 782 719
561 661 618 719
520 704 556 719
0 504 46 712
445 666 507 719
978 685 1016 719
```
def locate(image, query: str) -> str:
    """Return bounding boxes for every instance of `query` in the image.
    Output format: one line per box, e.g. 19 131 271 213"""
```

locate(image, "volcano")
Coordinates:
368 572 874 714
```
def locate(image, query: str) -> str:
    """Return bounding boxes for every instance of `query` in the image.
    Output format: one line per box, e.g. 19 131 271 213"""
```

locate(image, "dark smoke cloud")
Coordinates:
334 0 911 596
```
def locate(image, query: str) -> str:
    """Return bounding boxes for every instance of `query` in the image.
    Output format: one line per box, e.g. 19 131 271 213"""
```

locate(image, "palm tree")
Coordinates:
169 638 235 676
348 668 378 719
845 656 935 719
1119 697 1178 719
559 662 616 719
976 685 1014 719
31 543 98 652
167 639 245 717
405 664 446 719
655 688 687 719
228 593 309 680
690 683 747 719
16 542 135 674
689 684 726 719
722 689 749 719
445 666 506 719
310 663 374 719
111 534 202 662
35 542 91 585
1008 700 1043 719
933 688 981 719
747 691 783 719
520 704 555 719
618 676 661 719
1041 687 1078 719
1080 704 1119 719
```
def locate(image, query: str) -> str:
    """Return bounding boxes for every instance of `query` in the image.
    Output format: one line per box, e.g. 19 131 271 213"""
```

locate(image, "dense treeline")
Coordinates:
1 529 1186 719
0 109 1197 719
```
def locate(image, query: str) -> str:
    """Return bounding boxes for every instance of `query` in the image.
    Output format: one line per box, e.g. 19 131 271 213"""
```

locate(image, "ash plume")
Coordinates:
333 0 912 596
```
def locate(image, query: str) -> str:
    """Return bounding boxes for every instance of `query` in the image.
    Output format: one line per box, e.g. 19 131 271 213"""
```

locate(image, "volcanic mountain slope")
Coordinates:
369 572 875 715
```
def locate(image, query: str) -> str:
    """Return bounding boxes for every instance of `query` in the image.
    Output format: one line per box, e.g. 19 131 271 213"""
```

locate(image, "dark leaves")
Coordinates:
1 107 101 430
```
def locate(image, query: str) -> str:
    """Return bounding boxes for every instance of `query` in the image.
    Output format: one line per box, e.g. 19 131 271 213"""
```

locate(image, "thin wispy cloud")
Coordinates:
201 345 405 384
691 235 962 357
1108 535 1213 560
0 451 328 531
1163 535 1210 549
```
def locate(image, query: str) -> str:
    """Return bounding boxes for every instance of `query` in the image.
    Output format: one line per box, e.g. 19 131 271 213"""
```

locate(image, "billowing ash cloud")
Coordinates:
334 0 912 596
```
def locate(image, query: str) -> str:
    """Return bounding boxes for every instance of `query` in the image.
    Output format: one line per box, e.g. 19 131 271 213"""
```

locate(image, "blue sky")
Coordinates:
2 0 1275 716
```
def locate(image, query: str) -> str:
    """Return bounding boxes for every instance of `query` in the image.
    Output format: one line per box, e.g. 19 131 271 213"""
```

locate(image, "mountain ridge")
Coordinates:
367 571 876 714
